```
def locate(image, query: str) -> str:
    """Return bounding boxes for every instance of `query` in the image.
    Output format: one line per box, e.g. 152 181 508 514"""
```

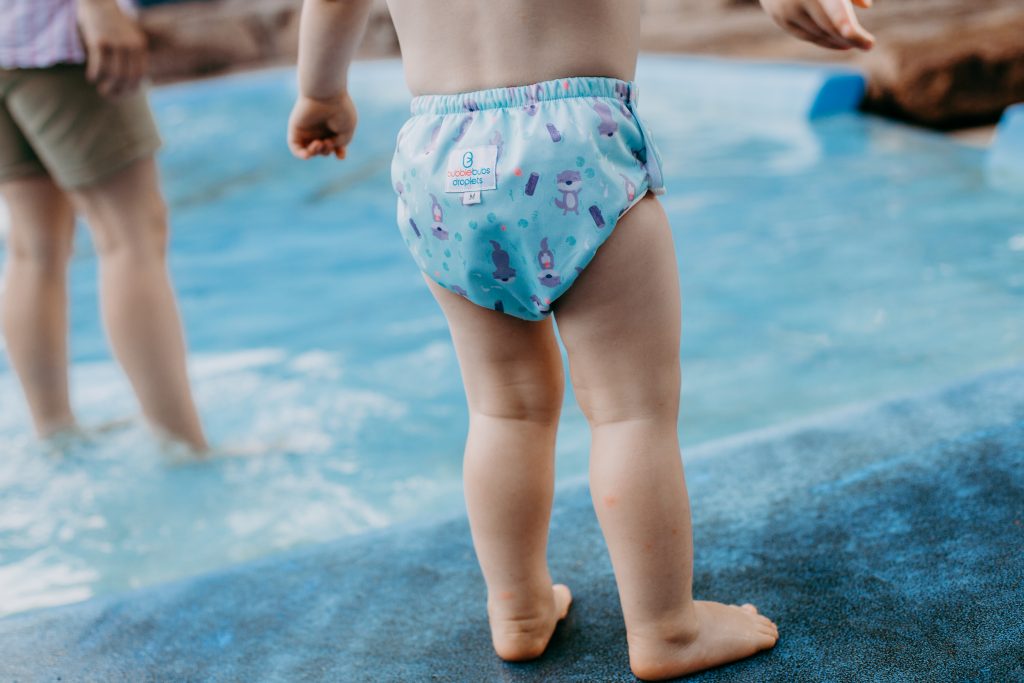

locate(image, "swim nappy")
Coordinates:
390 76 665 321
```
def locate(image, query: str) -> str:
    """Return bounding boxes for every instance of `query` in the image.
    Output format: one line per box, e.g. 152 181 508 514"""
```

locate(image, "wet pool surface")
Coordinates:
1 58 1022 616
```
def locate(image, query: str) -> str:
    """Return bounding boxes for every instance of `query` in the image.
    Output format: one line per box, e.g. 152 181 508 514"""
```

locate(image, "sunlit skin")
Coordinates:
289 0 872 678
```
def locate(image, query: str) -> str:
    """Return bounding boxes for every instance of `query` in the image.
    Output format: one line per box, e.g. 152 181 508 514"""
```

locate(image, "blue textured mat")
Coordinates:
2 366 1022 682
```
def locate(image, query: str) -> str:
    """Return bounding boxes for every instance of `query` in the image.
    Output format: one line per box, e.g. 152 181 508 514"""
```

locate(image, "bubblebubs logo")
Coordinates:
448 166 493 187
446 146 498 193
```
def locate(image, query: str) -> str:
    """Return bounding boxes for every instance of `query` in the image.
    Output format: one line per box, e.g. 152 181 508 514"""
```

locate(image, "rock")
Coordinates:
141 0 396 82
138 0 1024 129
861 11 1024 129
639 0 1024 128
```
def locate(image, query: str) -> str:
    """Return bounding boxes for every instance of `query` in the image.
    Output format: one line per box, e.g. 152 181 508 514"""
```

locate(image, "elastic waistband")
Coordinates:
410 76 639 116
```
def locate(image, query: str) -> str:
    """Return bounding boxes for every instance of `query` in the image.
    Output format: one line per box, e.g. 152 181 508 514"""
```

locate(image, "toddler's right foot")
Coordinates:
488 583 572 662
628 601 778 681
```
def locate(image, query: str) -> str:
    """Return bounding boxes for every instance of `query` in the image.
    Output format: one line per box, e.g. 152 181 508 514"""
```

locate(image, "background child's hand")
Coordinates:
287 92 358 160
77 0 148 97
759 0 875 51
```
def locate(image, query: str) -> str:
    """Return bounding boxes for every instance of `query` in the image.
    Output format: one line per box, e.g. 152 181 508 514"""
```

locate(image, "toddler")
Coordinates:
288 0 873 678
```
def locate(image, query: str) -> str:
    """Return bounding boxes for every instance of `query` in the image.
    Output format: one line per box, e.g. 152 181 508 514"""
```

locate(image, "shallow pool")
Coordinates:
1 58 1022 616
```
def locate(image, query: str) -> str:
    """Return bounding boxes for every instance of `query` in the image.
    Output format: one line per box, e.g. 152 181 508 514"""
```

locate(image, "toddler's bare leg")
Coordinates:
426 278 572 661
0 176 77 435
554 195 777 680
72 159 207 451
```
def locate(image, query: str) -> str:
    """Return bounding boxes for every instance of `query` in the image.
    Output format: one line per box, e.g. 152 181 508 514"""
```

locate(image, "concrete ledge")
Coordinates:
637 56 865 120
2 364 1022 682
988 103 1024 189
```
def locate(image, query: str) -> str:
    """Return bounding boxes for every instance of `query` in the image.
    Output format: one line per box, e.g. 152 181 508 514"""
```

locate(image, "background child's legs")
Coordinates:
426 278 572 661
554 195 777 679
1 175 77 435
71 159 206 451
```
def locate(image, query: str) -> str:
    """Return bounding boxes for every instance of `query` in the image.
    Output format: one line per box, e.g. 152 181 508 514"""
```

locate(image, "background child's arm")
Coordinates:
759 0 875 51
288 0 374 160
77 0 148 97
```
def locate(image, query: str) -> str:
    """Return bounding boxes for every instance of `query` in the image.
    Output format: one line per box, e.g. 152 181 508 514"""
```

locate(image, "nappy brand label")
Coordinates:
445 146 498 193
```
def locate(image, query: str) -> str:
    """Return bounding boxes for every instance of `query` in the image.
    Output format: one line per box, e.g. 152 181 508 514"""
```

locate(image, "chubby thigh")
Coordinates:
392 84 657 321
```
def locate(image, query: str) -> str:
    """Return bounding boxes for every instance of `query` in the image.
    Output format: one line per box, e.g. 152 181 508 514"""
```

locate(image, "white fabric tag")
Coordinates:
462 191 481 205
445 146 498 193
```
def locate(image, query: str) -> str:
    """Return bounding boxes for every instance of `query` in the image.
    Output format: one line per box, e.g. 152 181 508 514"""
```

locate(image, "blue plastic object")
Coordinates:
988 103 1024 189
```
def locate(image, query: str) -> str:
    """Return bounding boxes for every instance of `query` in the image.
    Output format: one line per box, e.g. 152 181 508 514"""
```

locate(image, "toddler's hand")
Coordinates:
287 92 357 160
759 0 875 51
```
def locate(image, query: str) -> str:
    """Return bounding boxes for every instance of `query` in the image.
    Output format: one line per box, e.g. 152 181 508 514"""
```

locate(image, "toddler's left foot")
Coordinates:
488 583 573 661
627 601 779 680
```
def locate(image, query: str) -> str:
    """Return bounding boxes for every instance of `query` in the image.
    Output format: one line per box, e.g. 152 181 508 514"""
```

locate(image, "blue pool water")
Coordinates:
1 58 1022 616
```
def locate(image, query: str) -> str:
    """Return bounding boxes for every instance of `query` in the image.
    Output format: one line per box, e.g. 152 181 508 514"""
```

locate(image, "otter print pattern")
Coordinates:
391 77 666 321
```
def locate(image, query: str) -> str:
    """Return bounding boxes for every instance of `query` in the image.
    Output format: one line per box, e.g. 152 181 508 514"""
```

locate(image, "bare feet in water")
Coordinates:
488 583 573 661
628 601 779 681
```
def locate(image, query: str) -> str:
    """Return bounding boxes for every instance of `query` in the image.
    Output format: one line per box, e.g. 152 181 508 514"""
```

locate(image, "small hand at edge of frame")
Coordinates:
287 91 358 161
759 0 876 52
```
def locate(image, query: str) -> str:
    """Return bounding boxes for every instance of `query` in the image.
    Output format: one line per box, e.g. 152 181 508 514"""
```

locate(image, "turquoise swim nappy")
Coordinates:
390 77 665 320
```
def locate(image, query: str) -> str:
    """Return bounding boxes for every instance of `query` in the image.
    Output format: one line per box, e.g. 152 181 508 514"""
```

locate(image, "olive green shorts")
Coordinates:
0 64 161 189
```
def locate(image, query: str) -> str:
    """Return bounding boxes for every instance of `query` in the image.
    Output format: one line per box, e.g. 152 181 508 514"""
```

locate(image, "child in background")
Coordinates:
0 0 207 450
288 0 873 678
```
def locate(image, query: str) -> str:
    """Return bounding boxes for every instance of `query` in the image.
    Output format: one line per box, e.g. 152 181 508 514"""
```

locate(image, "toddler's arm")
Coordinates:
288 0 374 160
759 0 875 51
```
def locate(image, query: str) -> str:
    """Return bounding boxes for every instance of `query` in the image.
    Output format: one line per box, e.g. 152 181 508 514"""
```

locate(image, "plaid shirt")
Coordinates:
0 0 136 69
